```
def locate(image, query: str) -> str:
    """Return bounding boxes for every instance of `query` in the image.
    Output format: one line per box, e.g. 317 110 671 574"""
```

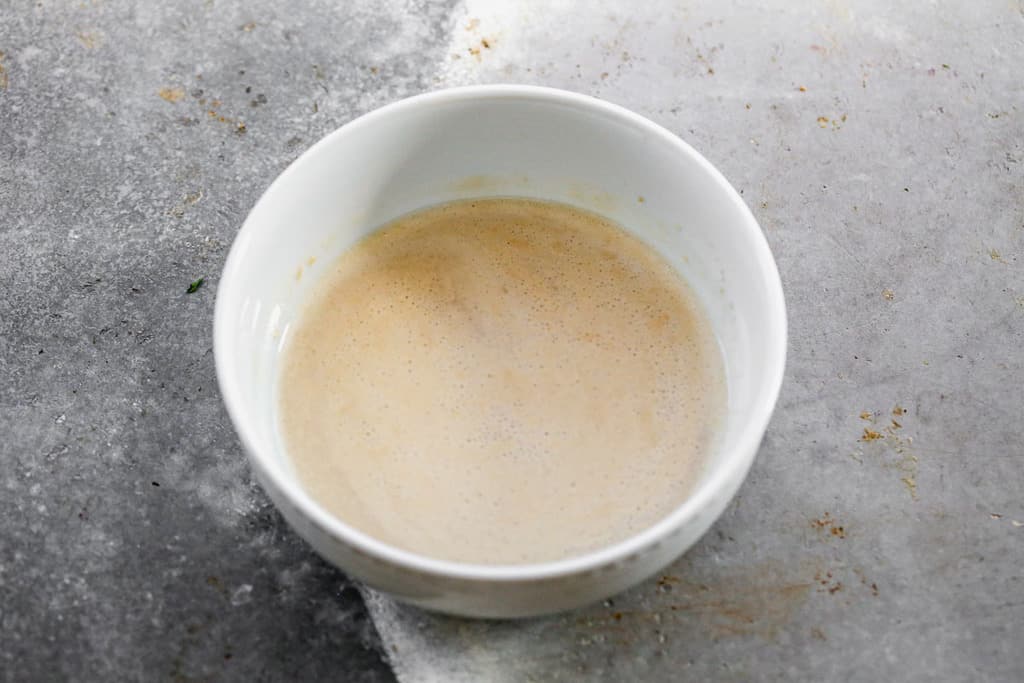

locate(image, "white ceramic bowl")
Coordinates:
214 85 786 618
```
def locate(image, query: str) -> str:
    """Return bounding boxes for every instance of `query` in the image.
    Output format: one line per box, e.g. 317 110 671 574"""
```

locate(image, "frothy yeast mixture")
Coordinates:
278 198 725 565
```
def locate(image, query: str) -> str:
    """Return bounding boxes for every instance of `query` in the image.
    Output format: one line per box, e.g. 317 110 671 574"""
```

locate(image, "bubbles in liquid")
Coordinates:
278 198 725 565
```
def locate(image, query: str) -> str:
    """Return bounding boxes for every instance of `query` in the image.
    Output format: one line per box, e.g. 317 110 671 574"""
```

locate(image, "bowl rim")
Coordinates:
214 84 787 583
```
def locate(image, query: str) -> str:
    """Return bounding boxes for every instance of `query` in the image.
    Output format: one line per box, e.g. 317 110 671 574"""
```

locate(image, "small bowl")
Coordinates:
214 85 786 618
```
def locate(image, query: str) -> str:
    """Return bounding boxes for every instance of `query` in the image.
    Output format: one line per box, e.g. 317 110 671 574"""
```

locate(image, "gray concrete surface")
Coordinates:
1 1 1021 681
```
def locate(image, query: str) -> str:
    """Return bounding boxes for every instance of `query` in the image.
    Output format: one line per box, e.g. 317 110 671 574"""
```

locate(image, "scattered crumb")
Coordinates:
76 30 100 49
798 86 807 92
600 72 609 80
882 288 894 300
859 411 920 500
745 103 751 109
159 87 186 103
860 428 883 441
241 21 256 31
991 513 1003 519
656 575 680 590
637 196 645 204
989 249 1006 263
306 256 316 266
817 114 847 130
465 17 479 31
810 627 827 641
812 513 846 539
860 411 872 420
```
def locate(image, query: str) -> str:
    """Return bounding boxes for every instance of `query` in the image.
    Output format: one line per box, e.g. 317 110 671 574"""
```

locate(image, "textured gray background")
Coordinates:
1 1 1022 682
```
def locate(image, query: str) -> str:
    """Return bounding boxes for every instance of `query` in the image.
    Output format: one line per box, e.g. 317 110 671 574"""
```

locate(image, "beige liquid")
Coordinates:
278 198 725 565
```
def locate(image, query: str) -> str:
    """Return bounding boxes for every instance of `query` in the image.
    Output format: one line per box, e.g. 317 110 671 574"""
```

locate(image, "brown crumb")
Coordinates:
891 419 902 429
892 405 905 416
830 525 846 539
241 22 256 31
828 582 843 594
798 85 807 92
745 103 751 109
612 612 623 621
159 87 185 103
859 411 872 420
882 288 894 300
817 116 829 128
870 583 879 596
481 38 491 49
990 513 1003 519
860 428 883 441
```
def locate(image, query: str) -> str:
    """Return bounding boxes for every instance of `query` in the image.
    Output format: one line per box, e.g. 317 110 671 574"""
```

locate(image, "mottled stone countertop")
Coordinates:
1 1 1021 681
